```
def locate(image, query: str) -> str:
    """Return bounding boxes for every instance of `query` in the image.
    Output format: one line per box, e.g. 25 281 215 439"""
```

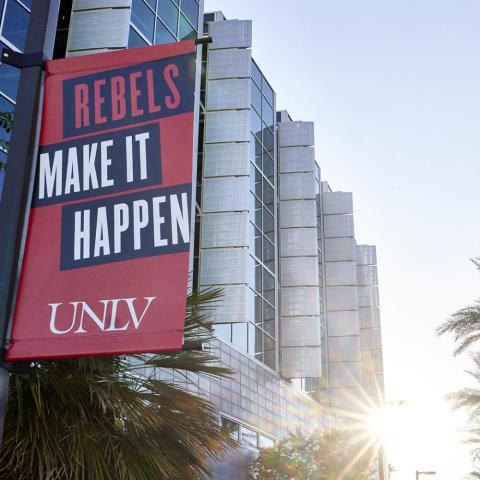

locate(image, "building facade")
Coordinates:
0 0 386 476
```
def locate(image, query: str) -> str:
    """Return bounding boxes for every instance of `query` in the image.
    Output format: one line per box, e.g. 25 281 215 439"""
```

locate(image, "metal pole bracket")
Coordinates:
195 35 212 46
1 48 47 69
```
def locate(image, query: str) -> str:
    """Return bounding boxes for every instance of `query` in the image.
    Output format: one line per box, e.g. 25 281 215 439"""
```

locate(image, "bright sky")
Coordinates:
204 1 480 478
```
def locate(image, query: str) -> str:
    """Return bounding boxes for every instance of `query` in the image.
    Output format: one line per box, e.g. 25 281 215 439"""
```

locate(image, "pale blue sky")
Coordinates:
204 1 480 478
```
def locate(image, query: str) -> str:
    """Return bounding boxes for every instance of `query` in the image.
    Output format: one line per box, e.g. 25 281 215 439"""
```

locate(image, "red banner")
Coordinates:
6 41 196 360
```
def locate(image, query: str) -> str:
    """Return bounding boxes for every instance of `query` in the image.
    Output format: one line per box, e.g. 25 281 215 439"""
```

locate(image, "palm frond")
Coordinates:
0 288 235 480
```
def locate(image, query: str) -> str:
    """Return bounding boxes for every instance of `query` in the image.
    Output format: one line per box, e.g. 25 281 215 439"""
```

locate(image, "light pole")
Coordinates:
415 471 436 480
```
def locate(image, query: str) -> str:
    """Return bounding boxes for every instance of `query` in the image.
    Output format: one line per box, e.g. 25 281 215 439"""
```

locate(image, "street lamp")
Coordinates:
415 471 436 480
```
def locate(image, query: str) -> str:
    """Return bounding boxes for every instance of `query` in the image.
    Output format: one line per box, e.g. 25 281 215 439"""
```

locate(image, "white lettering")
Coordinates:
39 150 62 199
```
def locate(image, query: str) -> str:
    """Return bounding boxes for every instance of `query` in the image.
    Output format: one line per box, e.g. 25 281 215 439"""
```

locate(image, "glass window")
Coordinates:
263 336 276 370
179 12 195 40
258 434 274 449
180 0 198 29
263 180 274 213
131 0 155 43
241 426 257 449
221 417 239 442
251 109 262 141
263 209 274 242
263 302 275 337
250 134 262 169
2 0 29 51
0 95 14 150
263 239 275 275
232 323 248 352
254 262 262 294
128 27 148 48
263 79 274 107
144 0 155 7
19 0 31 9
157 0 178 34
213 323 231 343
262 96 274 131
263 124 274 154
155 18 176 45
0 60 20 100
263 151 274 185
254 294 262 325
249 195 262 229
263 268 275 304
252 60 262 88
251 82 262 115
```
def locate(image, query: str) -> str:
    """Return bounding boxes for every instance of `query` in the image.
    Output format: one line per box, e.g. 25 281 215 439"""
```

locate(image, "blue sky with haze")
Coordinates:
204 1 480 478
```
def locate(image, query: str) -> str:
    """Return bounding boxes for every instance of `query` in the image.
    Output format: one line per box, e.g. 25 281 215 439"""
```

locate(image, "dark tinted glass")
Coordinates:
179 13 195 39
155 18 176 44
131 0 154 42
180 0 198 29
3 0 29 51
0 61 20 100
158 0 178 33
251 60 261 87
221 417 239 441
263 124 274 154
251 82 261 114
128 26 148 48
263 79 274 106
263 151 274 185
262 96 274 130
251 109 262 140
263 180 274 213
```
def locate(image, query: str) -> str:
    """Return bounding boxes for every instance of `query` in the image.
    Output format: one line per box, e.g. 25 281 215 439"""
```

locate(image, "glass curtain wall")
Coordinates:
0 0 31 198
129 0 199 47
212 60 278 372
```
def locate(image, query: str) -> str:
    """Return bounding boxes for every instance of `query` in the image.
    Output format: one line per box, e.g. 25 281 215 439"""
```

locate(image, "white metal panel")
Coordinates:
356 265 378 286
325 261 357 286
74 0 131 9
326 286 359 311
199 248 249 285
280 317 322 347
358 285 380 307
279 172 316 200
203 142 249 177
280 287 321 316
201 212 249 248
323 215 354 238
279 228 317 257
279 200 316 228
329 387 363 410
361 350 383 373
360 328 382 350
322 191 353 215
207 48 252 79
202 177 250 213
206 284 252 324
357 244 377 266
210 20 252 49
328 362 361 388
328 336 361 362
327 311 360 337
207 78 251 110
279 147 315 174
281 347 322 378
278 121 314 147
358 307 380 329
205 110 250 143
280 257 319 287
324 237 357 262
67 8 130 52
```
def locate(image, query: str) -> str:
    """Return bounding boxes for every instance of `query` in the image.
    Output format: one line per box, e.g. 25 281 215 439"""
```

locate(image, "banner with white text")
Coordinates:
7 41 196 360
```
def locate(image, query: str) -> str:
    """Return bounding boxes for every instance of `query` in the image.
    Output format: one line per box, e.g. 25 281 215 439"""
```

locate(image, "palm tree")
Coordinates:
0 288 234 480
437 259 480 355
